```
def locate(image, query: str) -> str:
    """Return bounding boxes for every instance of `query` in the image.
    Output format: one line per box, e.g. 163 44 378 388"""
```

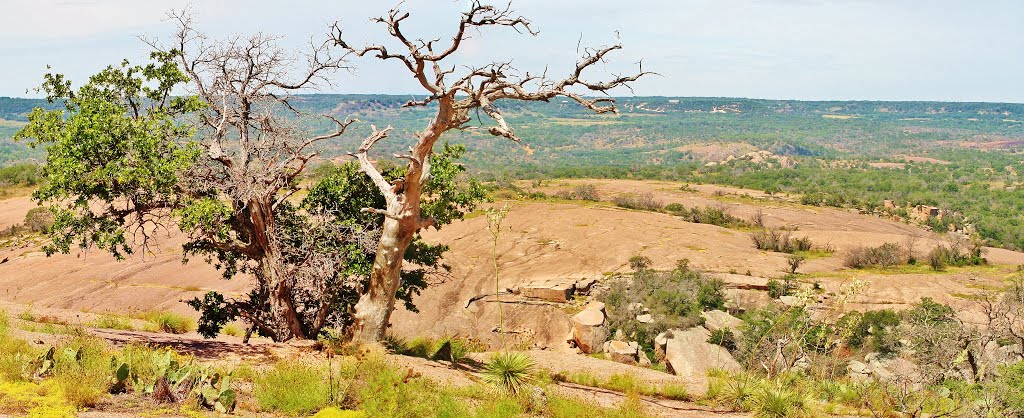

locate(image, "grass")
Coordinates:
553 371 690 401
131 311 195 334
385 335 485 364
90 314 135 331
253 361 331 415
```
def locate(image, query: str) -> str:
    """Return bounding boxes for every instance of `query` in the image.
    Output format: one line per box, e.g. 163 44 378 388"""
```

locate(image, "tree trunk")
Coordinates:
263 256 306 341
350 215 416 343
249 198 306 341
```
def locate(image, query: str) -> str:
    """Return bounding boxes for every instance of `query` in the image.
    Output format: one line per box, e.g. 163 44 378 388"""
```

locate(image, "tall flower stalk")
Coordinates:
486 204 511 350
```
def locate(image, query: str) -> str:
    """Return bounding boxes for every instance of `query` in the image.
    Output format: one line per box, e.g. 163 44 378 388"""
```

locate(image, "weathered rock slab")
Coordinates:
663 326 741 377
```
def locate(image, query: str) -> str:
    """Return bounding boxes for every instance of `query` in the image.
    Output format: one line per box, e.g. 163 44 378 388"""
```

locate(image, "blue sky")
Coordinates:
1 0 1021 102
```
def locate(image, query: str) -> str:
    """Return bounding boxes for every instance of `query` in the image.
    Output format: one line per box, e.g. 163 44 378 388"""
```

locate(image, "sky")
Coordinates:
0 0 1021 102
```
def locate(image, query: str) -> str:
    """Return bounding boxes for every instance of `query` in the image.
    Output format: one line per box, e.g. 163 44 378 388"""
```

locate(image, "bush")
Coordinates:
666 204 752 228
708 328 737 351
603 261 724 362
766 276 796 299
628 255 652 271
613 192 663 211
841 310 900 354
254 361 330 415
843 243 904 269
23 208 54 233
750 383 806 418
391 336 484 364
0 310 37 382
570 184 600 201
750 229 812 253
926 244 986 271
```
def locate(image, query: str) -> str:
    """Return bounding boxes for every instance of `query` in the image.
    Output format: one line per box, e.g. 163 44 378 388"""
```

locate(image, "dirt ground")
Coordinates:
0 179 1021 350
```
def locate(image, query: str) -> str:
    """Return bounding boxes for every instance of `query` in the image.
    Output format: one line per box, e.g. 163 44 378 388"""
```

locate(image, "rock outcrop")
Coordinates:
659 326 741 376
700 310 743 335
570 301 608 353
848 353 921 385
602 340 652 367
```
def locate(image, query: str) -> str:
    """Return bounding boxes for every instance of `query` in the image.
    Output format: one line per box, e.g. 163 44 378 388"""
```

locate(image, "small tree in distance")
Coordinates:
332 1 652 343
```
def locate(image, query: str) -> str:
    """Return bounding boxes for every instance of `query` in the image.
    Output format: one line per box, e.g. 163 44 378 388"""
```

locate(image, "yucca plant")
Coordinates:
482 352 534 395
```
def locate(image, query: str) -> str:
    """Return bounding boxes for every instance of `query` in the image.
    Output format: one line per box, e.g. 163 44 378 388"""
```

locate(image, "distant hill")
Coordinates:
0 95 1022 167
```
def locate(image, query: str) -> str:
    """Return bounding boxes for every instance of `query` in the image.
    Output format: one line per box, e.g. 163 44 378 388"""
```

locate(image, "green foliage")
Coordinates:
603 261 724 361
766 276 796 299
843 242 905 269
388 335 485 364
132 311 194 334
613 192 663 211
627 255 652 271
481 352 535 395
987 361 1024 416
665 204 752 228
750 229 812 253
840 310 901 354
708 328 738 351
254 361 330 415
14 54 201 259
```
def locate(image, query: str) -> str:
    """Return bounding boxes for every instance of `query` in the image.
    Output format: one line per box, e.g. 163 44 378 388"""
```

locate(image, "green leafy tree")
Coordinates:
17 16 355 341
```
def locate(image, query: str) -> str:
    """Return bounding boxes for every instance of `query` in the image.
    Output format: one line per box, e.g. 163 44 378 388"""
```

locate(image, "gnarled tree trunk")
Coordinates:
350 216 417 342
336 2 647 344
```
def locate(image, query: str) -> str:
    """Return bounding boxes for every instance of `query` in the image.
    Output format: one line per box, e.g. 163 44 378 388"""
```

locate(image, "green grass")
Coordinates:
131 311 195 334
254 361 331 415
90 314 135 331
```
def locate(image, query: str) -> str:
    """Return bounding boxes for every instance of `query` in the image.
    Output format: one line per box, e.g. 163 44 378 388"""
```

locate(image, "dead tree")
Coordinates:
153 13 353 340
331 1 652 342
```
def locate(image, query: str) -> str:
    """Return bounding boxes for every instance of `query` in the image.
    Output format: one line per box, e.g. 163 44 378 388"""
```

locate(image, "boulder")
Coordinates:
575 278 598 295
663 326 741 377
636 313 654 323
654 331 672 361
700 310 743 335
723 289 772 313
778 295 802 307
522 282 576 303
982 341 1023 377
603 340 639 365
570 302 608 354
848 354 921 385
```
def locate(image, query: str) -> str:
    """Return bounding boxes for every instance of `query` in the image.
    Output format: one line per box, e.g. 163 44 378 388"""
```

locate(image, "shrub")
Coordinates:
708 328 737 351
482 352 534 395
667 204 752 228
0 310 37 382
766 276 796 299
628 255 652 271
571 184 600 201
355 356 447 417
613 192 663 211
926 244 986 271
51 336 113 407
392 336 484 364
786 255 804 274
254 361 330 415
843 243 904 269
841 310 900 354
750 229 812 253
23 208 54 233
988 361 1024 416
603 262 723 363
